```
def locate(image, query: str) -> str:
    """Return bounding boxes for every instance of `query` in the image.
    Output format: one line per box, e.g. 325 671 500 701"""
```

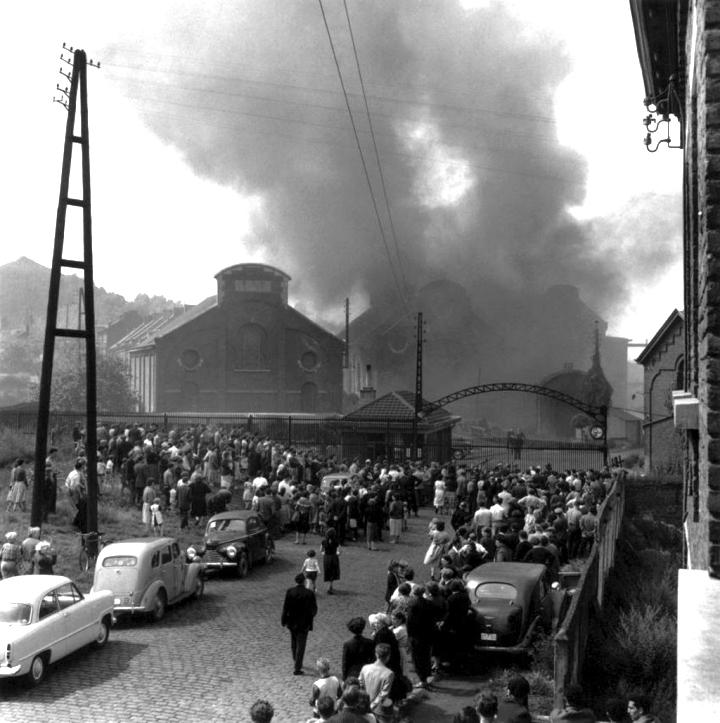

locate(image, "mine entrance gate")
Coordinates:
426 382 608 470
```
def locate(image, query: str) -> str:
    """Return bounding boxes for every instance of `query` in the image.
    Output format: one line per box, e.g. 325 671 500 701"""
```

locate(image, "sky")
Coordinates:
0 1 684 344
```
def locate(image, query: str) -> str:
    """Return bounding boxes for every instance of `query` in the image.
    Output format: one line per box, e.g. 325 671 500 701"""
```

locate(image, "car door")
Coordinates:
244 515 262 564
56 582 94 651
170 542 187 596
156 544 179 602
36 589 66 660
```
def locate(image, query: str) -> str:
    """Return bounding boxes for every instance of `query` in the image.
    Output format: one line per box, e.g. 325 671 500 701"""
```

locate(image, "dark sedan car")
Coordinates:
465 562 553 654
187 510 274 578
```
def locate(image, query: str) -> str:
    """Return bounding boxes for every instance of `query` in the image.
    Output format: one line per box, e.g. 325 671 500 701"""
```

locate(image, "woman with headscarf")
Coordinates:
1 532 21 578
21 526 41 574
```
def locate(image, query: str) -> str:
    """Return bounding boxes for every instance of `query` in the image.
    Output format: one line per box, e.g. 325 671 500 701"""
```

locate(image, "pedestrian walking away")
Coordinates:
281 572 318 675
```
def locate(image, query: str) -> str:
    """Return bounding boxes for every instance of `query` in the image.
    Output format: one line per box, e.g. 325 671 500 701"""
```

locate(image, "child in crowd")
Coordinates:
305 695 336 723
308 658 341 716
150 497 164 536
301 549 321 591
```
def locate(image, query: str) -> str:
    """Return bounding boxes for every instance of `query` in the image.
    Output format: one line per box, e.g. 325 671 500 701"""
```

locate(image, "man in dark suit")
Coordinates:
281 573 318 675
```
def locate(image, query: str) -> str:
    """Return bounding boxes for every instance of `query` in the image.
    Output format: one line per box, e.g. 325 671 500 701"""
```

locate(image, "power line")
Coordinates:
120 94 583 187
103 59 559 130
106 69 563 150
317 0 409 310
343 0 409 299
107 48 559 115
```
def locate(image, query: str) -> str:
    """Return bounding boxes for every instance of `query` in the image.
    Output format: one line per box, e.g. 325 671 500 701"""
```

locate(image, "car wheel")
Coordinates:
192 575 205 599
28 654 46 686
264 541 274 565
93 617 111 648
237 552 249 578
150 589 167 622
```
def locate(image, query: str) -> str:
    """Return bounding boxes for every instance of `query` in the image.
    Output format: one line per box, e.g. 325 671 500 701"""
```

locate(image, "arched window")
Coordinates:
300 382 318 413
675 357 685 390
238 324 268 369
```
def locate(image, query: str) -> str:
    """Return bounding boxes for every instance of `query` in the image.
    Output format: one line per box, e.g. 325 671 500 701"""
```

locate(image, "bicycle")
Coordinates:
78 531 110 573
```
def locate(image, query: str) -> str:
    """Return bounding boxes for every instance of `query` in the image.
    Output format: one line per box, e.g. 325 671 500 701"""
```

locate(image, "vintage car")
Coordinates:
320 471 353 493
91 537 204 622
0 574 114 685
187 510 274 578
465 562 553 654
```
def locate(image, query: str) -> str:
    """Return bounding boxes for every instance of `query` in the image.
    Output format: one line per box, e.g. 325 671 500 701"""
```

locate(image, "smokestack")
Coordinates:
360 364 376 403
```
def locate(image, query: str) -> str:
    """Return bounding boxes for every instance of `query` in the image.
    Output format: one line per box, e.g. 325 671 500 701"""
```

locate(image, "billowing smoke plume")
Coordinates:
102 1 669 324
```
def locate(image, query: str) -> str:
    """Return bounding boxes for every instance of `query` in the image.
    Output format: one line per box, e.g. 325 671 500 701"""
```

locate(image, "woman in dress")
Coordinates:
6 459 28 513
321 527 341 594
294 492 312 545
433 477 446 516
0 532 21 578
424 520 452 581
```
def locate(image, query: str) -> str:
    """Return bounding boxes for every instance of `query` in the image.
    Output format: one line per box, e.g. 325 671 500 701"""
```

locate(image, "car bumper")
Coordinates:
0 664 22 677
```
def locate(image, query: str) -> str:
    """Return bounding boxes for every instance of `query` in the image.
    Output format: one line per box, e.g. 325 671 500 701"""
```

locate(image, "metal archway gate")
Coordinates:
422 382 608 470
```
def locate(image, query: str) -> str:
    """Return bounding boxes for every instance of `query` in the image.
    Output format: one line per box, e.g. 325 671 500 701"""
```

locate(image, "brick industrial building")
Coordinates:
112 264 344 414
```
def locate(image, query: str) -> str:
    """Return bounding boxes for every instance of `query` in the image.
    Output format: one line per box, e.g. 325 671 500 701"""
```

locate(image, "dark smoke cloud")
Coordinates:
102 1 672 324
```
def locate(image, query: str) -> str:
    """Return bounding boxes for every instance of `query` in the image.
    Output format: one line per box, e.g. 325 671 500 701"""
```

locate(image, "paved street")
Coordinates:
0 511 486 722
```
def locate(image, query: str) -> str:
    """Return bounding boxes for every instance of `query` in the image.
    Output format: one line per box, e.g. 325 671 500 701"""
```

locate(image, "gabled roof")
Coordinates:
635 309 684 365
343 390 454 425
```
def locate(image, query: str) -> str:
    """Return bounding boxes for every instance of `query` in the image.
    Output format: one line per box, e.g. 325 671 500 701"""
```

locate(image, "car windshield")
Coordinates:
474 582 517 601
207 518 246 534
102 556 138 568
0 603 32 624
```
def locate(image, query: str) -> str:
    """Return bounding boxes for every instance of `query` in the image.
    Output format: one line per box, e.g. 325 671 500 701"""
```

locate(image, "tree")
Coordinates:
32 342 139 412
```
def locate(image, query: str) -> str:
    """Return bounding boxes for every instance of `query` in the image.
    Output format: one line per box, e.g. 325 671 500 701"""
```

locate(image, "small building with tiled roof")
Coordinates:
339 390 460 463
635 309 684 473
116 264 344 413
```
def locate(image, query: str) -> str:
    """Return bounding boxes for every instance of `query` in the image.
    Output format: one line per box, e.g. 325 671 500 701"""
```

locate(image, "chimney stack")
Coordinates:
360 364 376 403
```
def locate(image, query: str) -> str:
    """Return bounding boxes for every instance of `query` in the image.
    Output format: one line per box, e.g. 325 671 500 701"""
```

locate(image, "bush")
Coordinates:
612 604 676 682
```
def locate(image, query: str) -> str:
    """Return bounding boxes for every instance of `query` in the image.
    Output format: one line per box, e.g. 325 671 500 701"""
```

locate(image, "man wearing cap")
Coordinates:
281 572 318 675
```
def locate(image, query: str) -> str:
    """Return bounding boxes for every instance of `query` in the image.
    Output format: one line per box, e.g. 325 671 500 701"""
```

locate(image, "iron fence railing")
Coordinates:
553 471 626 709
0 408 608 469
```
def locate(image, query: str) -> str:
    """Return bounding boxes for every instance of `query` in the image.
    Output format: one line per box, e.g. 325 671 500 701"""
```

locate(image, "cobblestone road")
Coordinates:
0 512 486 722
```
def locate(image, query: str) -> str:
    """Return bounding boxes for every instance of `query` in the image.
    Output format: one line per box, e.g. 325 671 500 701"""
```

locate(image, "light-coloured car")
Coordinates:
320 472 353 493
91 537 204 622
0 574 114 685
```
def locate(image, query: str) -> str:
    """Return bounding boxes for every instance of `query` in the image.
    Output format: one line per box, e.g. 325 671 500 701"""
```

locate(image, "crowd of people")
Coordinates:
7 420 659 721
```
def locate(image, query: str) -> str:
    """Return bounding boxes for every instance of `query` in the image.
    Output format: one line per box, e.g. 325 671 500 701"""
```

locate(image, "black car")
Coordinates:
187 510 274 578
465 562 553 654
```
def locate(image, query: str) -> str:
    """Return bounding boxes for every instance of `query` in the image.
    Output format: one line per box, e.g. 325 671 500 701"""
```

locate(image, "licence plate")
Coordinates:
481 633 497 641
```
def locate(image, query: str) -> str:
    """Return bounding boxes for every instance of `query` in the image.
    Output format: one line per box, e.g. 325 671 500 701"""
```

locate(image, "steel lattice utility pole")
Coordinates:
32 47 99 551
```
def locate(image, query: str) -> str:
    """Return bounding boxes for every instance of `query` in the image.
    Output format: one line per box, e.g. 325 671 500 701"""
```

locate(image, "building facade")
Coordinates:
632 1 720 716
635 310 685 474
114 264 344 414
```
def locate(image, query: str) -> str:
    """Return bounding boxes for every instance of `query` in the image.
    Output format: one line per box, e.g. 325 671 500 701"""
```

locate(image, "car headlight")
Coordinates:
187 546 197 560
225 545 237 559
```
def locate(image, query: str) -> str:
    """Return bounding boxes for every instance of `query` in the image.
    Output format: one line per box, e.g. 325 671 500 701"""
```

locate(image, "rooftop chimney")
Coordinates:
360 364 376 403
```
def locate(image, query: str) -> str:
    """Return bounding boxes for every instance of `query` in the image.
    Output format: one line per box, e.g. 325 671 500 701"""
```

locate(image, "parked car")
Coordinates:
0 574 114 685
187 510 274 578
91 537 204 622
320 472 353 493
465 562 553 654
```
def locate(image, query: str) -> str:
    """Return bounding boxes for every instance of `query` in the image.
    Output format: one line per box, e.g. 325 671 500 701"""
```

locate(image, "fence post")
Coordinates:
554 630 569 711
288 416 292 448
